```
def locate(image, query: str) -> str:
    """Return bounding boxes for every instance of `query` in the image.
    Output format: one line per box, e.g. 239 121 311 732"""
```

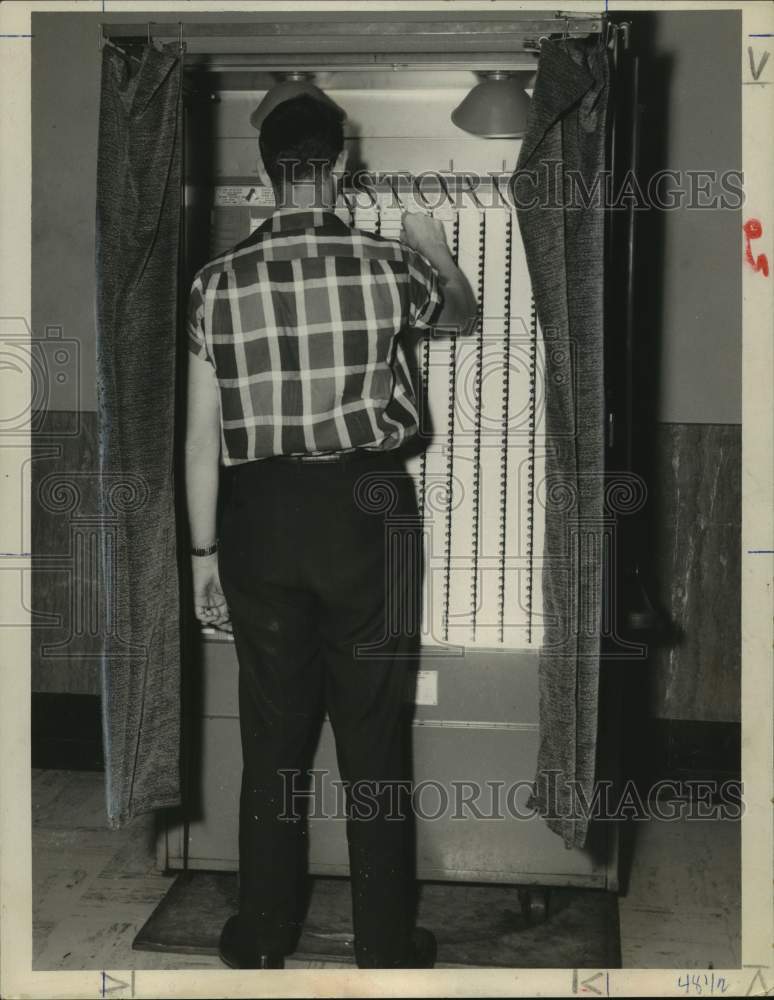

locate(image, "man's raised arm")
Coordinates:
401 211 478 337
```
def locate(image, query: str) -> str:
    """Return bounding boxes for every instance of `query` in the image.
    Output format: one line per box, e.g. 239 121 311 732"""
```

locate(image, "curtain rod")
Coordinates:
103 12 606 38
100 15 605 44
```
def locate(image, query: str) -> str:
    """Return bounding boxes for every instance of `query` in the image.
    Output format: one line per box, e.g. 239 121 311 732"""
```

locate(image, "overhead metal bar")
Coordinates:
102 14 604 56
183 54 541 75
102 15 604 38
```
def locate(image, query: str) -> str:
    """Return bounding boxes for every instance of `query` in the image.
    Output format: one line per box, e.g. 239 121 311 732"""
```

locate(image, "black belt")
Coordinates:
270 448 374 465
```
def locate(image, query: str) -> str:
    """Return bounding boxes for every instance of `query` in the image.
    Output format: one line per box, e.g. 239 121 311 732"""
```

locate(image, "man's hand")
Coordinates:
400 211 450 257
192 553 232 632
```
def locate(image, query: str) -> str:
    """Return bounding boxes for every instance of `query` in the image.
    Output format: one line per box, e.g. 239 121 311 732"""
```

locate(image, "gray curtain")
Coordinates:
513 37 610 849
95 42 183 827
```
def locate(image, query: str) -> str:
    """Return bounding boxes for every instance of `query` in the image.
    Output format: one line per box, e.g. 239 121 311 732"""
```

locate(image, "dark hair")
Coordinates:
258 95 345 188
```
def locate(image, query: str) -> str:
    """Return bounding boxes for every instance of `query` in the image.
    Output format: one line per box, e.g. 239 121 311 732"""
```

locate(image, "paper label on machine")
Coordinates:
214 185 275 207
413 670 439 706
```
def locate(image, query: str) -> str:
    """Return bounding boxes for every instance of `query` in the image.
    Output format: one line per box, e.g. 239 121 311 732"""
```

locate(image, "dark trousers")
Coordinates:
218 450 420 967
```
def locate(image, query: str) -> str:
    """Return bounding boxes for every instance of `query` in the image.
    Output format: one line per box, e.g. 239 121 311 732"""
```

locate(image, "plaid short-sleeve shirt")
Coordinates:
187 208 442 465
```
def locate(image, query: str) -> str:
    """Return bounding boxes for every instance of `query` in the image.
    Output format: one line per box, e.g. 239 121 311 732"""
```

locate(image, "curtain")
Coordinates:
95 42 184 827
513 37 610 849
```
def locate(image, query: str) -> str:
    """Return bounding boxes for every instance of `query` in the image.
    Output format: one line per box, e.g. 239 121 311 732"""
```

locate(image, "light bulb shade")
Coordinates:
451 74 531 139
250 79 345 131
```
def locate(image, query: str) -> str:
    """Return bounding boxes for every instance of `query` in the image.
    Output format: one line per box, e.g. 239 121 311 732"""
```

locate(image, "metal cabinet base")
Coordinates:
158 633 619 892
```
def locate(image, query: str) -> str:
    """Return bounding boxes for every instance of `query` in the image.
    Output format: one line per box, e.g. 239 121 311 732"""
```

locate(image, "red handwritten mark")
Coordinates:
743 218 770 276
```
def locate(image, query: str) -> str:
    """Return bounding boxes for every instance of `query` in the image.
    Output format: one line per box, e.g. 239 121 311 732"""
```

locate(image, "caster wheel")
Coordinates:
519 887 550 925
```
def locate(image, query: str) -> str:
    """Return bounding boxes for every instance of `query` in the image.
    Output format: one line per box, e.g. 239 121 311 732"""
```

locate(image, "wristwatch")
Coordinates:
191 540 218 557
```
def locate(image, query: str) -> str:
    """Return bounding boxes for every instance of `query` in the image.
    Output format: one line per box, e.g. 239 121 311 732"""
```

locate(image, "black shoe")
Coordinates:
218 915 285 970
404 927 437 968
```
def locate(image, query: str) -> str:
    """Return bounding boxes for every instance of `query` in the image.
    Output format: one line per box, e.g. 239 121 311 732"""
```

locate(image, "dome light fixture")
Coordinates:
451 71 532 139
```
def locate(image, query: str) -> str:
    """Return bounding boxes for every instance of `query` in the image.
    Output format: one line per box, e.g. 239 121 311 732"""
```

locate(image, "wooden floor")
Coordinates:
32 769 740 971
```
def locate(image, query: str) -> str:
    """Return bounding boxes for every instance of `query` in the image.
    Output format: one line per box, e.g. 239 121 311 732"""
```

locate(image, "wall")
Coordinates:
627 11 742 724
32 14 100 694
32 14 101 412
641 12 743 426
